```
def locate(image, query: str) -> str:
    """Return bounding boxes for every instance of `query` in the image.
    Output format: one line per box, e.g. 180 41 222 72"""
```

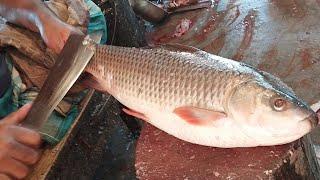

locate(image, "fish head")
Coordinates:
227 80 318 146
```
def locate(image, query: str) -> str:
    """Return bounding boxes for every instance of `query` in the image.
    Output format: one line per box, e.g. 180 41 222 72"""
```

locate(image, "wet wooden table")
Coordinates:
135 0 320 179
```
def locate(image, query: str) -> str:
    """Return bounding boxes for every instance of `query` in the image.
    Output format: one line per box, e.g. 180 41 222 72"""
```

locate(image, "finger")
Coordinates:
0 156 29 179
10 126 41 147
7 140 40 165
57 38 65 54
65 24 83 37
80 73 108 92
50 34 65 54
2 104 32 125
0 174 11 180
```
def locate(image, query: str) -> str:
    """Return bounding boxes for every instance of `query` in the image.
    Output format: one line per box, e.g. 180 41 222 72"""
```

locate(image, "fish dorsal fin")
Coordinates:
160 43 202 53
145 43 202 53
173 106 227 126
160 43 216 60
145 43 216 62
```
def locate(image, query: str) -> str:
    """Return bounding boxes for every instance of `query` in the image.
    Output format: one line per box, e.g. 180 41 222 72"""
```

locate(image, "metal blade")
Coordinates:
22 34 96 130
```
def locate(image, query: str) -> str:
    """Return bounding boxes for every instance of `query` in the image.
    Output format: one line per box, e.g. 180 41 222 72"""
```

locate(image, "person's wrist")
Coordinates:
35 4 49 21
32 1 61 32
25 0 41 11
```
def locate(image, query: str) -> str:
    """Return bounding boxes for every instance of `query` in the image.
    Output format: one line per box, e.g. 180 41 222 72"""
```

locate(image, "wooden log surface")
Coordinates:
135 124 319 179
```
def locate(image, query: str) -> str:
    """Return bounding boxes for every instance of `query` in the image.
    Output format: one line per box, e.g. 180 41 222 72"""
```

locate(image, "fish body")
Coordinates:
84 44 318 148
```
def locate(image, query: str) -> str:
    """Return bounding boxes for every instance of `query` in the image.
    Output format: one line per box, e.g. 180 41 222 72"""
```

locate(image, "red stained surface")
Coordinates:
300 49 313 69
232 10 255 61
151 31 179 44
272 0 306 18
150 14 199 44
227 6 240 25
289 0 306 18
203 31 226 54
193 12 222 43
135 124 293 180
172 19 193 38
279 53 296 78
258 47 279 71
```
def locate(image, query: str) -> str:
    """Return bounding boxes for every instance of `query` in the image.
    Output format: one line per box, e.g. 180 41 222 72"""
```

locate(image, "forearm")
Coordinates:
0 0 57 32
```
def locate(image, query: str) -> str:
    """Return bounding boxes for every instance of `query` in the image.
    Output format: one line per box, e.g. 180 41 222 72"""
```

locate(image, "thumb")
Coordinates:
2 103 33 125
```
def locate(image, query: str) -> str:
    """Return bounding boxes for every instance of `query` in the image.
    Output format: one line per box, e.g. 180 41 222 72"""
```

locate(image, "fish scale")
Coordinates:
86 45 252 112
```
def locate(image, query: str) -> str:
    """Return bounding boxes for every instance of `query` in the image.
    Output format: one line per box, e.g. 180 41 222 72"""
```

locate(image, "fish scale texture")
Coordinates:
85 45 255 112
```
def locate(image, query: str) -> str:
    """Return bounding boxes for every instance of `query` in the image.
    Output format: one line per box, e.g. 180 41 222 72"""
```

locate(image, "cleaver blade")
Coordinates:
22 34 96 130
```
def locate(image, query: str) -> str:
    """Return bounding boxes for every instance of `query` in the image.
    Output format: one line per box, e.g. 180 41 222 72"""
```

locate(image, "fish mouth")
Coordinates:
301 113 319 129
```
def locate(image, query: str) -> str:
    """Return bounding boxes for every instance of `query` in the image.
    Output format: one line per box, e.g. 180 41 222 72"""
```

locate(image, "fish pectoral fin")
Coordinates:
79 72 108 92
173 106 227 126
122 108 149 121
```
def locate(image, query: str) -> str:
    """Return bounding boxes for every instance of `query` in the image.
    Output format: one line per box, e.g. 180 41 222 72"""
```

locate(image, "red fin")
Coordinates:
123 108 149 121
173 106 226 126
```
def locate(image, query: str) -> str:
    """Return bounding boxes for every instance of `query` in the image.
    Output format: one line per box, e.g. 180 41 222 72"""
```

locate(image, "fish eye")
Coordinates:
273 98 287 111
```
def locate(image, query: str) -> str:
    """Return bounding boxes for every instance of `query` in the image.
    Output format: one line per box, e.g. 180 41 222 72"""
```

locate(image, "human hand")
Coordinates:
38 16 83 54
0 0 83 54
0 104 42 179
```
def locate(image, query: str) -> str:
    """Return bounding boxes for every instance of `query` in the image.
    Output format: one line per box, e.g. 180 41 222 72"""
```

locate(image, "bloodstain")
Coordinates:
150 31 175 44
317 0 320 7
227 6 240 25
203 31 226 54
151 15 197 44
289 0 306 18
258 47 278 71
148 8 200 44
272 0 306 18
299 79 312 87
295 79 314 101
151 30 179 44
300 49 313 69
193 11 222 43
264 47 278 60
136 123 294 180
279 53 296 78
232 10 256 61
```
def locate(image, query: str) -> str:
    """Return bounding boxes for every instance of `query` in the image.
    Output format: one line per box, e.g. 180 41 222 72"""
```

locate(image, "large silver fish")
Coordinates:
83 44 318 148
